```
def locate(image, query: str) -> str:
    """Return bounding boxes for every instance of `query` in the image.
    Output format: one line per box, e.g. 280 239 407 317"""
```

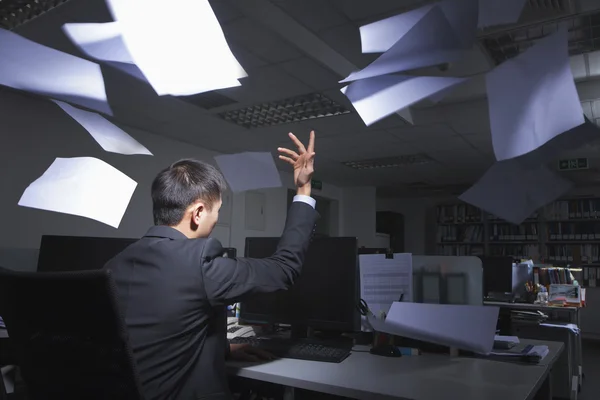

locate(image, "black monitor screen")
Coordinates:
37 235 138 272
479 256 513 295
242 237 359 332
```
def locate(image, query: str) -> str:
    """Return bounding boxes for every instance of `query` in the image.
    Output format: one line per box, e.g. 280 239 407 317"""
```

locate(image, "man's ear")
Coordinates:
191 202 205 226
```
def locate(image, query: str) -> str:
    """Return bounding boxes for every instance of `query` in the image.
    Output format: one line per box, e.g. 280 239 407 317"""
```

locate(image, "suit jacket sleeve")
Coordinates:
200 201 319 307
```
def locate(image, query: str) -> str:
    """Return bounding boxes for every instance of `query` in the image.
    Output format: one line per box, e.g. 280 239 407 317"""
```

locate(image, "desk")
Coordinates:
227 339 563 400
485 301 583 393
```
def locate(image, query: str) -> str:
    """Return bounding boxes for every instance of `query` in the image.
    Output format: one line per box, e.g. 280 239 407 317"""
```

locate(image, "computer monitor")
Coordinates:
37 235 137 272
478 256 513 296
241 237 359 334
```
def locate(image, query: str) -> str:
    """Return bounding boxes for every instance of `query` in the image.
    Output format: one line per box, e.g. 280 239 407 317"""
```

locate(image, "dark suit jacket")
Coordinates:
104 201 319 400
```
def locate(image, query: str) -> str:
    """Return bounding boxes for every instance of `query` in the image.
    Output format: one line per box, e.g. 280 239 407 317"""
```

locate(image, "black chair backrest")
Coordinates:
0 267 144 400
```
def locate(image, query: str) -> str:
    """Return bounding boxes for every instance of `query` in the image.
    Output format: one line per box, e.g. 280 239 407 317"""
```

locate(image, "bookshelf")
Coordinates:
435 198 600 262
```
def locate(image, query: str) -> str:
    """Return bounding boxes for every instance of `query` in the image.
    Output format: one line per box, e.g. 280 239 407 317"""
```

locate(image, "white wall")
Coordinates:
341 186 378 247
0 88 362 271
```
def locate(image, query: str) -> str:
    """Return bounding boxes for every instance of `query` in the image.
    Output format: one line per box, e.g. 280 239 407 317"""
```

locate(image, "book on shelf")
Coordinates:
547 221 600 241
546 244 600 263
547 199 600 220
489 223 538 241
436 204 481 223
489 244 539 260
436 244 484 256
436 225 483 243
534 267 574 286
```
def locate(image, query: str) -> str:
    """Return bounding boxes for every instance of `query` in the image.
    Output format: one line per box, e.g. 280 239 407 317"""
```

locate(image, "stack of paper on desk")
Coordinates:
369 302 499 354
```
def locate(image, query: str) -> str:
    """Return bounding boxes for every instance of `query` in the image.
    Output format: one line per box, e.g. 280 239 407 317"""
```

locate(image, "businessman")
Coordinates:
105 131 318 400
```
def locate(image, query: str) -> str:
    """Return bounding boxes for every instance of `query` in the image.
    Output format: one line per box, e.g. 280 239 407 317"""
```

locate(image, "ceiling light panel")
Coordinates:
342 154 434 170
218 92 350 128
0 0 70 30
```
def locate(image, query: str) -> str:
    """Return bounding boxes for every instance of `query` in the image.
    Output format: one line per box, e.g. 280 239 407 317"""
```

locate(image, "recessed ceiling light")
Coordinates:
218 92 350 128
342 154 434 170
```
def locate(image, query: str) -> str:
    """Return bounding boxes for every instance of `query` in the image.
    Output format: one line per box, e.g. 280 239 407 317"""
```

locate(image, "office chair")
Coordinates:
0 267 144 400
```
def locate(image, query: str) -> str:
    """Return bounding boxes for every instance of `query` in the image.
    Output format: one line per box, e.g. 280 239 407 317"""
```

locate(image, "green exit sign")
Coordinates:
311 179 323 190
558 158 589 171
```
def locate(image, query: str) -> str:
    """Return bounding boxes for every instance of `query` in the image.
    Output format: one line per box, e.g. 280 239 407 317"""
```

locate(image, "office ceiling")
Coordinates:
7 0 600 196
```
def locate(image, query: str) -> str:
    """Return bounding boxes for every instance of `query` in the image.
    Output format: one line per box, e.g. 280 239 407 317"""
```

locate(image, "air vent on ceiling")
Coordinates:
218 92 350 129
479 1 600 64
0 0 70 30
342 154 434 170
179 91 238 110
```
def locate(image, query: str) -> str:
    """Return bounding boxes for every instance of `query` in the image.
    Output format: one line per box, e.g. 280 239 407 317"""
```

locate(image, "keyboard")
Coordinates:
229 337 351 363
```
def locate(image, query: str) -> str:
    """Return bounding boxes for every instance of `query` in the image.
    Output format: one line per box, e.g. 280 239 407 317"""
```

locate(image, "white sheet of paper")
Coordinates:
105 0 246 96
478 0 527 28
494 335 520 344
214 152 282 193
18 157 137 228
0 28 110 115
63 22 133 64
52 100 152 156
371 302 499 354
459 160 573 225
342 6 465 83
341 74 467 126
517 117 600 169
486 27 584 161
63 22 148 82
359 253 413 315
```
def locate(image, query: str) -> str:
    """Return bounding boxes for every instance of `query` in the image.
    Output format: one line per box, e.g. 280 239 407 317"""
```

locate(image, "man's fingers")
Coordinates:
277 147 299 159
279 155 295 165
307 130 315 153
288 132 306 153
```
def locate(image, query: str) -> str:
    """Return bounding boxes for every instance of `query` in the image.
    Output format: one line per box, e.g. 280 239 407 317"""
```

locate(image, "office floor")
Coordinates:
580 340 600 400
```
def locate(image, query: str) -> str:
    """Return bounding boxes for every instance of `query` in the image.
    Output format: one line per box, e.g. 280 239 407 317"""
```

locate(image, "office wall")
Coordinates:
341 186 378 247
0 89 357 271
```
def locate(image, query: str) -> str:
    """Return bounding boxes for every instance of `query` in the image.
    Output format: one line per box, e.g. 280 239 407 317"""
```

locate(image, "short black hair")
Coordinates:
151 159 227 226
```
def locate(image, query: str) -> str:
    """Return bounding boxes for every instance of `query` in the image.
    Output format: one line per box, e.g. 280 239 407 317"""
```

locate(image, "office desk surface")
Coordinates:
227 339 563 400
484 301 580 314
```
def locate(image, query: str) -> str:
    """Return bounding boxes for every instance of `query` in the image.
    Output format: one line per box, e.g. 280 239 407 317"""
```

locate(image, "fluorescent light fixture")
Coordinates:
342 154 434 170
0 0 70 30
218 92 350 128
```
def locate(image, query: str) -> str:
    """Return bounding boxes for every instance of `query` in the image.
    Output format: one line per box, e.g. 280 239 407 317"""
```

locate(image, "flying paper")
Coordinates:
369 302 500 354
99 0 246 96
214 152 282 193
478 0 527 28
459 160 573 225
486 27 584 161
18 157 137 228
343 0 478 83
62 22 147 82
0 28 111 115
52 100 152 156
341 74 467 126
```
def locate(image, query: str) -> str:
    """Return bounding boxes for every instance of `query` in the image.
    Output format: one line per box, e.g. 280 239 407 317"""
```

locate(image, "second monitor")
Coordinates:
242 236 359 335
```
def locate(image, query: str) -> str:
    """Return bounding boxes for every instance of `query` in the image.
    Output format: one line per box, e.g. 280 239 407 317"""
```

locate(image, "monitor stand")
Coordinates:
289 325 353 348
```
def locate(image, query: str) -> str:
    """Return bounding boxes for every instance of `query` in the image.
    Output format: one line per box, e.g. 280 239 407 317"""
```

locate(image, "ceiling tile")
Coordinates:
388 124 457 142
279 57 342 90
223 17 302 63
303 113 366 136
462 132 494 155
218 66 312 104
414 135 474 152
317 23 378 68
246 122 310 143
229 43 269 70
327 0 418 23
275 0 348 33
210 0 244 23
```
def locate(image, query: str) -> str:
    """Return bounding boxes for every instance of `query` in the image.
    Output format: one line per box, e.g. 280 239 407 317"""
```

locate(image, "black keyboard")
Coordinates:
229 337 351 363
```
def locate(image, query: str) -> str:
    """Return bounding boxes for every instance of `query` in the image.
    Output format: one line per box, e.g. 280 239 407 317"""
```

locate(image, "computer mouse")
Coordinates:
370 344 402 358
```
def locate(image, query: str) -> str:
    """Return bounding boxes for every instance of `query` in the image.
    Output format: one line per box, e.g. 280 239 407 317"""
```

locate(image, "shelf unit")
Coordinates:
435 199 600 262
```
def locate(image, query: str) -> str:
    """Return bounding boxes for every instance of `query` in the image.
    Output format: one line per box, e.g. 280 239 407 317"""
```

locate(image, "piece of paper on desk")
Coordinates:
459 160 573 225
540 323 580 334
52 100 152 156
342 1 476 83
104 0 246 96
494 335 520 344
478 0 527 28
0 28 110 115
486 26 584 161
359 253 412 313
18 157 137 228
214 152 282 193
341 75 467 126
370 302 499 354
62 22 147 82
490 345 549 360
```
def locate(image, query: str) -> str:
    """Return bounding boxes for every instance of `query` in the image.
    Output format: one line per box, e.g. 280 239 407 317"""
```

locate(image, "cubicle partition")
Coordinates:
412 256 484 306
